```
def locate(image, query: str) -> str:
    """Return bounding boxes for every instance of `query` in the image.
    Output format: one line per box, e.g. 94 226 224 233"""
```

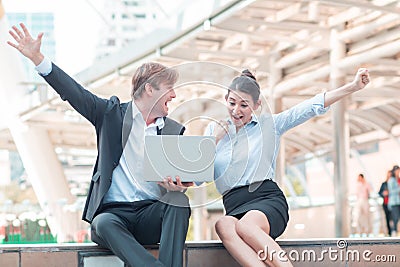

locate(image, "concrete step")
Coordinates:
0 239 399 267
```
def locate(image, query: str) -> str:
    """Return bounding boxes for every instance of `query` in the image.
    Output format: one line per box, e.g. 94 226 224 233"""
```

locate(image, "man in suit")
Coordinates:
8 23 192 267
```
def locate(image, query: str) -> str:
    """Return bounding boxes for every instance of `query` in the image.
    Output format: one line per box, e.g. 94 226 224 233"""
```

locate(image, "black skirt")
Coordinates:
222 179 289 239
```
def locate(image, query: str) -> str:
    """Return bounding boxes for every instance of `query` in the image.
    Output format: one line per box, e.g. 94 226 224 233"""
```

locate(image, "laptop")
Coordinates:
143 135 216 182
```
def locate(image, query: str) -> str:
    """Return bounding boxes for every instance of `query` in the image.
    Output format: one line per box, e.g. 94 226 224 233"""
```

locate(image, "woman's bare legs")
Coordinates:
215 210 292 267
216 216 266 267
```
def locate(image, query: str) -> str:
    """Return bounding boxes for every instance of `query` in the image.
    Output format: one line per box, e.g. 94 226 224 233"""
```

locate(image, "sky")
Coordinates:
3 0 103 74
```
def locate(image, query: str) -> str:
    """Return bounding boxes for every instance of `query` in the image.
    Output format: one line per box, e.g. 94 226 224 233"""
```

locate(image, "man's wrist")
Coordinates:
31 53 44 66
35 57 52 76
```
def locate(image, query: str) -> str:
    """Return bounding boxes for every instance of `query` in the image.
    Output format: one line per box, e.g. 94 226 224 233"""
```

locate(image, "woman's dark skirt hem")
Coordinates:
223 179 289 239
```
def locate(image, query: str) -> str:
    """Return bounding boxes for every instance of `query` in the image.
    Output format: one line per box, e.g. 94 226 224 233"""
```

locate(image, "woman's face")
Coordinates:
225 90 260 129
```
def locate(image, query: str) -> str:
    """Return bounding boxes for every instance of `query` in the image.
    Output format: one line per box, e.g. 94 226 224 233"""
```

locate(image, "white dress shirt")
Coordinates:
103 102 165 202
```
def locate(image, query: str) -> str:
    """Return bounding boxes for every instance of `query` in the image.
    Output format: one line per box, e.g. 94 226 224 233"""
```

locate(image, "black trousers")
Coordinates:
382 204 392 235
390 204 400 232
91 192 191 267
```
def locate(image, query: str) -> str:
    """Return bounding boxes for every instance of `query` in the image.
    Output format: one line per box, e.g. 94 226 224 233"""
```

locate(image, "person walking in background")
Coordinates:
355 173 372 236
205 67 370 266
378 170 393 236
388 165 400 237
8 23 192 267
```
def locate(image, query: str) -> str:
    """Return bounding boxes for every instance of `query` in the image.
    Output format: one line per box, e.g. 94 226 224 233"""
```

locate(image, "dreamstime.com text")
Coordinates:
257 240 396 263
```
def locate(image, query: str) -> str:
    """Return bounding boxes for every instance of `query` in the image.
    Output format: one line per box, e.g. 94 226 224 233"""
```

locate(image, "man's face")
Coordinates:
148 81 176 118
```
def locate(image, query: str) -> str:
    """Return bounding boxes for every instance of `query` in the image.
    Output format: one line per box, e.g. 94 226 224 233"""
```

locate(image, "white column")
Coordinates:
192 186 208 241
185 119 208 240
330 27 350 238
9 122 81 242
1 11 82 242
0 150 11 185
269 52 284 186
0 10 26 128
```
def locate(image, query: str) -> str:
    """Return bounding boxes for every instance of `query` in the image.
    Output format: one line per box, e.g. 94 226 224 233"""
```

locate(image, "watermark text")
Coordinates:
257 240 396 263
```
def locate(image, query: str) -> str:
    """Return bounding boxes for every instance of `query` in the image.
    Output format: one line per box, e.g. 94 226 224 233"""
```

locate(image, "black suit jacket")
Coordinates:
43 63 185 223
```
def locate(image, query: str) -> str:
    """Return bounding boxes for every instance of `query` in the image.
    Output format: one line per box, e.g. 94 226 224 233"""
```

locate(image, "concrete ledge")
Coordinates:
0 239 399 266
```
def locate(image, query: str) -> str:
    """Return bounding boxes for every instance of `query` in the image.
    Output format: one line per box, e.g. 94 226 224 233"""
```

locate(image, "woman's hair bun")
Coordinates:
241 69 256 81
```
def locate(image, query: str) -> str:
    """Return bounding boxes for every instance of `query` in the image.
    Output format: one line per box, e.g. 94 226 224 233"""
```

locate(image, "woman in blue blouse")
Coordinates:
205 68 370 266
